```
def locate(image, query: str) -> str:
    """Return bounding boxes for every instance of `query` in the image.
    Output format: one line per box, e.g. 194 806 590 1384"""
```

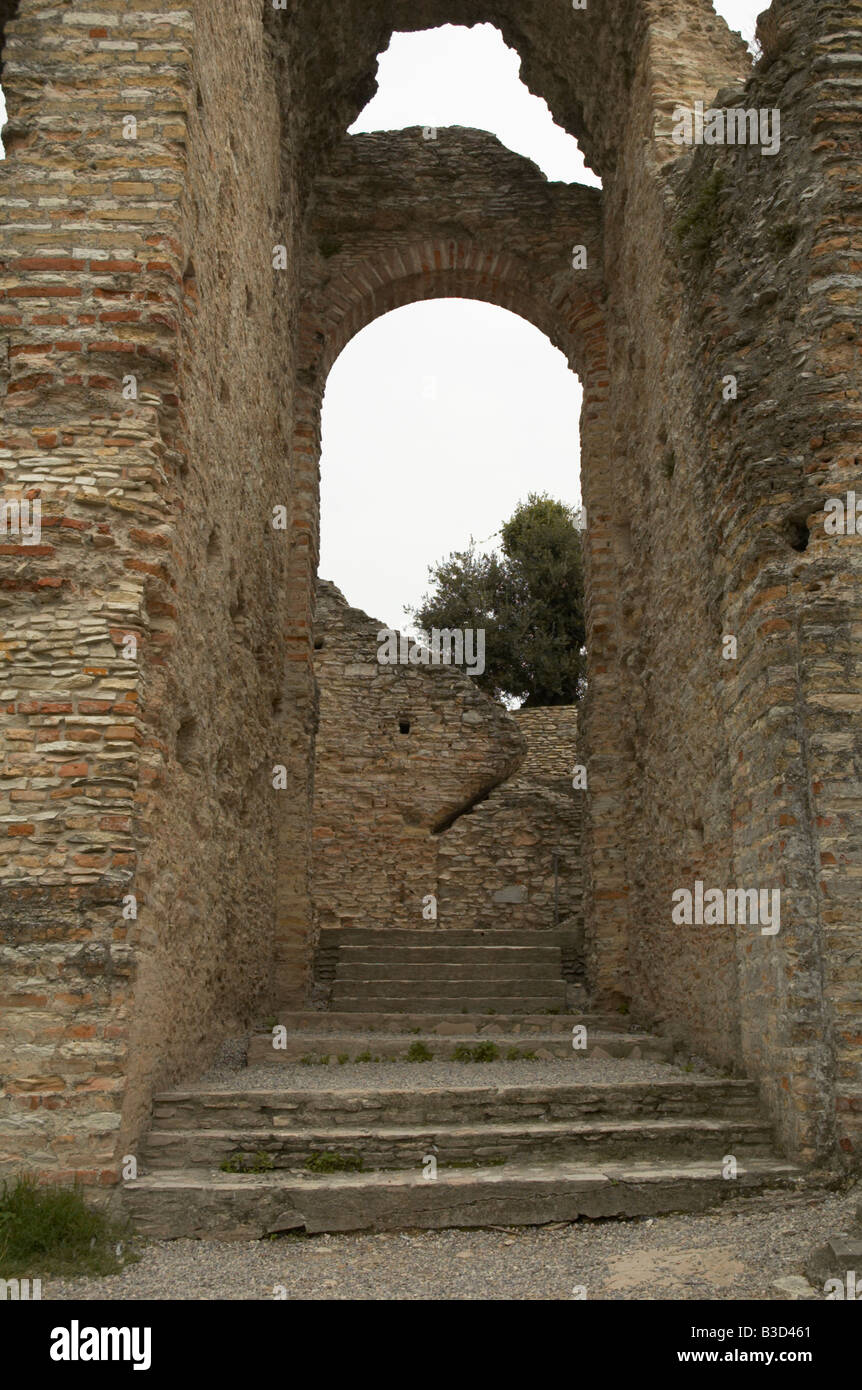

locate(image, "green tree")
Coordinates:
408 493 586 706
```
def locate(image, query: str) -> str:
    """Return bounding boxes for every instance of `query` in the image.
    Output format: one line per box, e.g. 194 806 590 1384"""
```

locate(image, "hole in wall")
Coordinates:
182 258 198 299
230 581 246 619
176 716 199 768
313 637 325 650
781 510 812 554
398 718 411 735
196 83 203 111
206 526 221 560
351 24 598 186
246 287 254 314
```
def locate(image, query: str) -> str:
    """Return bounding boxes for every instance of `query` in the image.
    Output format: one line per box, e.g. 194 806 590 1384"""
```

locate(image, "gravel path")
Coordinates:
44 1185 857 1301
186 1056 706 1092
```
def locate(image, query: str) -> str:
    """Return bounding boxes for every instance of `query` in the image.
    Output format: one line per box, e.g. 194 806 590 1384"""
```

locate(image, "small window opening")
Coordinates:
176 716 199 767
784 515 811 554
399 718 411 735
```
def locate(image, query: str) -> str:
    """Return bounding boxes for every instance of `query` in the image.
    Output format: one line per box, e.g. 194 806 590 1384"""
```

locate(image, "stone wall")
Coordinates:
437 707 584 932
288 0 862 1166
310 592 584 938
0 0 294 1182
0 0 860 1180
310 579 524 931
619 0 862 1165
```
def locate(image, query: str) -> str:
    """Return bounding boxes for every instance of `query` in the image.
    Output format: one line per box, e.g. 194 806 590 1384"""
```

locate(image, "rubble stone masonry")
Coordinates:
0 0 860 1181
310 579 525 932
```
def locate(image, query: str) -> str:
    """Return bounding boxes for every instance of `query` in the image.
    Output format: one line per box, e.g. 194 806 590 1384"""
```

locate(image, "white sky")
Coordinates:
0 3 764 630
322 3 763 629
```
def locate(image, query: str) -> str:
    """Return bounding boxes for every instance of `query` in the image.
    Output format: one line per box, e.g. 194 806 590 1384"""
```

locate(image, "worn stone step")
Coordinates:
151 1079 762 1131
330 994 568 1013
261 1010 626 1034
122 1157 806 1240
336 946 564 964
334 961 564 981
247 1030 673 1064
319 929 577 948
143 1115 777 1172
330 977 567 999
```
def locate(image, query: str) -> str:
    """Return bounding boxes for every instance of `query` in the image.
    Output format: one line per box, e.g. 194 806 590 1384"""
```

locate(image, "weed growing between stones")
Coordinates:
441 1157 507 1169
674 169 726 263
773 221 798 251
406 1042 434 1062
0 1175 135 1278
306 1151 364 1174
453 1042 501 1063
219 1151 274 1174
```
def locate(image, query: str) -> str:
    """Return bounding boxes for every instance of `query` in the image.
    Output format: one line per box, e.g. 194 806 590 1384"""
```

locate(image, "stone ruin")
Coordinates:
311 578 585 940
0 0 860 1217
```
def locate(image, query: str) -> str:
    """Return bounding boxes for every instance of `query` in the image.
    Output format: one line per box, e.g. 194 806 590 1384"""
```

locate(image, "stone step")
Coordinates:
334 961 564 981
332 973 572 995
247 1030 673 1064
336 946 564 964
122 1157 806 1240
143 1115 777 1171
261 1011 625 1034
318 929 577 948
151 1078 762 1131
329 994 568 1013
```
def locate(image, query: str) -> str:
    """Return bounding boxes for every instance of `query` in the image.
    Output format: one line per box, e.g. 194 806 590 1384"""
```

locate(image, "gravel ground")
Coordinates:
43 1185 857 1301
186 1056 706 1092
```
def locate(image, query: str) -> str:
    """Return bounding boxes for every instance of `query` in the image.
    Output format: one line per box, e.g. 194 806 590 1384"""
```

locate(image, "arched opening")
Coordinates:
308 298 585 934
319 299 583 632
275 52 610 997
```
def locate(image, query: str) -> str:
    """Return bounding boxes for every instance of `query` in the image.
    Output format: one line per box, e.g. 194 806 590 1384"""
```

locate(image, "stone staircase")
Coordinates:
124 928 804 1239
318 928 583 1015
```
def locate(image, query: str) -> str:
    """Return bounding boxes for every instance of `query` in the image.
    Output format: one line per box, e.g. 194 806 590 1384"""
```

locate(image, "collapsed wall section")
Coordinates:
310 579 524 930
437 706 584 933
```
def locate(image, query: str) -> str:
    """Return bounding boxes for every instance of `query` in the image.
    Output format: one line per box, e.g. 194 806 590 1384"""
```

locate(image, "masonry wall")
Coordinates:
289 0 862 1166
1 0 860 1181
0 0 294 1182
622 0 862 1163
310 579 524 931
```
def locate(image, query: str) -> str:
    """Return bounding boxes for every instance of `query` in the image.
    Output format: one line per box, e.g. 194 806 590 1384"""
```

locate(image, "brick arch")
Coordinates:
313 243 601 385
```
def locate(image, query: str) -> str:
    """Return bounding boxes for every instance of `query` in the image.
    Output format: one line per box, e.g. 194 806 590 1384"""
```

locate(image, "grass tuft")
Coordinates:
0 1175 134 1278
305 1151 364 1174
